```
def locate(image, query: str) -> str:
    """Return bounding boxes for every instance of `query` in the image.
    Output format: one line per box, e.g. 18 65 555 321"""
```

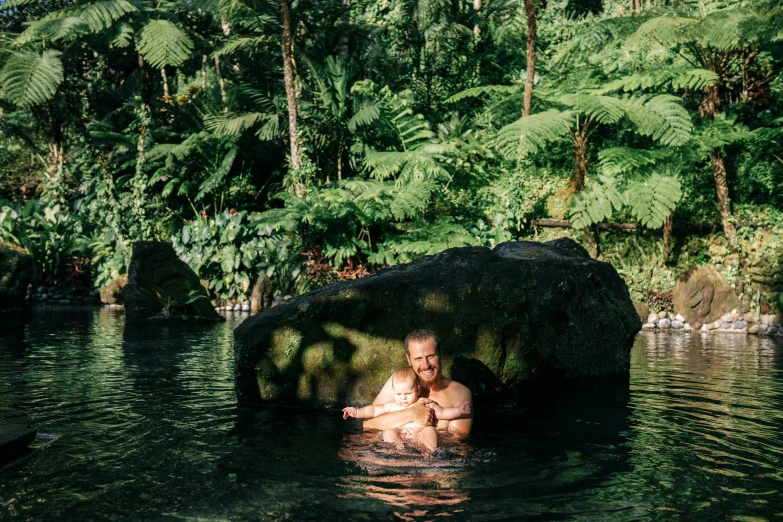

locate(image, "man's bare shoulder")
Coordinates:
447 379 472 400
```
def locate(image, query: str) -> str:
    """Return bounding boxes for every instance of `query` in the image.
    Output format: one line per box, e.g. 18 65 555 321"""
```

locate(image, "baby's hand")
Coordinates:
460 402 471 415
342 407 357 419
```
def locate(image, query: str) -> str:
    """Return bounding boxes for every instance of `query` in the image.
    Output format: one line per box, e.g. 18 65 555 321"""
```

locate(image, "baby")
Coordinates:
342 367 471 452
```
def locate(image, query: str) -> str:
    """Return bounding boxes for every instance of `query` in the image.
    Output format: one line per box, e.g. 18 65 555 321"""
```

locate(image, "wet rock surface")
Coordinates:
234 238 640 405
672 266 741 329
0 242 33 311
124 241 222 322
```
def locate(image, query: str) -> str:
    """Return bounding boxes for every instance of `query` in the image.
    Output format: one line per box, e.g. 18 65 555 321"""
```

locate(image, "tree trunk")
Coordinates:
583 227 598 259
572 133 587 191
662 211 673 262
161 67 170 103
711 148 738 250
522 0 537 117
201 55 207 89
280 0 301 174
214 55 227 108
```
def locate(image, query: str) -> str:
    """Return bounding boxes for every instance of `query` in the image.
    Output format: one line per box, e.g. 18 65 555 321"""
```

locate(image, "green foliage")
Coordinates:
138 20 194 68
0 50 64 107
624 174 682 229
568 176 625 229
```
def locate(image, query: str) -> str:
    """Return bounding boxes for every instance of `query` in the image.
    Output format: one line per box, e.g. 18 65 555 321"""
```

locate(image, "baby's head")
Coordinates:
391 367 420 407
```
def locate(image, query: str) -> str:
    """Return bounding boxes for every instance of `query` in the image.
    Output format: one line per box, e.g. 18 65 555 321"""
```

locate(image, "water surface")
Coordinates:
1 307 783 520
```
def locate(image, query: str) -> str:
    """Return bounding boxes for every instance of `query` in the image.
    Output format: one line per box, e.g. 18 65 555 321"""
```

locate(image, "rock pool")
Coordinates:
1 306 782 520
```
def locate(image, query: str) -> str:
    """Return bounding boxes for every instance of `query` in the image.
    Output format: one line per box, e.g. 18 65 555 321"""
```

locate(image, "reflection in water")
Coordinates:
2 310 783 520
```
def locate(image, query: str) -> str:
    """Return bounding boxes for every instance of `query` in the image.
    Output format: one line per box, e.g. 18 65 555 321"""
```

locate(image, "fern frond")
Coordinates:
195 146 238 201
557 94 626 125
598 67 718 94
445 84 520 104
554 16 648 67
625 95 692 146
212 36 275 57
624 174 681 229
568 175 625 229
695 8 763 51
598 147 671 176
79 0 138 33
0 50 63 107
495 110 574 158
205 112 264 136
138 20 194 68
631 16 697 48
347 104 380 132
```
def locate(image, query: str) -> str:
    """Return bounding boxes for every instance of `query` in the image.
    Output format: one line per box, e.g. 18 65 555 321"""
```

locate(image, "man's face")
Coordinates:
406 338 441 387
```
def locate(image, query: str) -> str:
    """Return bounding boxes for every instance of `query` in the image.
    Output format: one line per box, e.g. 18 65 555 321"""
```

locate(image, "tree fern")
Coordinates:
557 94 626 125
445 84 520 104
568 175 625 229
624 174 681 229
598 147 670 176
597 67 718 94
625 95 692 147
632 17 697 48
138 20 194 68
495 110 574 157
1 50 64 107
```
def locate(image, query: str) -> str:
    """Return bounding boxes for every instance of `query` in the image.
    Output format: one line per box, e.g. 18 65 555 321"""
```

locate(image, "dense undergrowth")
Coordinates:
1 0 782 311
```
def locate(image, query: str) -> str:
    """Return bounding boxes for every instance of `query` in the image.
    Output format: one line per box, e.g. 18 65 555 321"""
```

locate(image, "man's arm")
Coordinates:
446 384 473 435
362 375 434 430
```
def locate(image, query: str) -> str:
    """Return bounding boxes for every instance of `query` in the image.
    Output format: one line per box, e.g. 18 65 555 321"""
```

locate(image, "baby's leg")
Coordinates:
418 426 439 453
382 429 404 449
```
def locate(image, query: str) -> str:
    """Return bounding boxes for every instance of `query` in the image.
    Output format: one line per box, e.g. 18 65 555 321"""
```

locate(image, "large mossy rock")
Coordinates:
124 241 221 322
234 239 640 405
0 242 33 311
672 265 741 329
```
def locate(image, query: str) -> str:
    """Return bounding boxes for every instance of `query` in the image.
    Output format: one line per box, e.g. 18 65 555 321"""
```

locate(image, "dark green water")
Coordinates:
2 307 783 521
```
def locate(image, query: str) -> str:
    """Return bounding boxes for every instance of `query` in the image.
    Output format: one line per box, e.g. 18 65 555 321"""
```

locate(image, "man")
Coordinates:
363 329 473 435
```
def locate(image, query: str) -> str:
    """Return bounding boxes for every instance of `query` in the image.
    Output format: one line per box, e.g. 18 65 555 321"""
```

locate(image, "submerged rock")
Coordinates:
0 242 33 311
234 239 640 405
124 241 222 322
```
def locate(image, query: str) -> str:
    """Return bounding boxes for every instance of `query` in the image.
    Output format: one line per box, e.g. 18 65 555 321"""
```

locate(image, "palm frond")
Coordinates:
195 146 238 201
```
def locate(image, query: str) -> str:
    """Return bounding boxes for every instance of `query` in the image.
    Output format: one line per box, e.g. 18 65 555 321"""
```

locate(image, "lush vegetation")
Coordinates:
1 0 782 310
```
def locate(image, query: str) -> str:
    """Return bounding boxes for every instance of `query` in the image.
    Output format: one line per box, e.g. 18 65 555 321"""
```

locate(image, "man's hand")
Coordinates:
342 407 357 419
408 400 435 426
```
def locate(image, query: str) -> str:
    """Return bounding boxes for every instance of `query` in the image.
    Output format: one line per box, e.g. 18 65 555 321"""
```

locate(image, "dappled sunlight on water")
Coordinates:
2 309 783 520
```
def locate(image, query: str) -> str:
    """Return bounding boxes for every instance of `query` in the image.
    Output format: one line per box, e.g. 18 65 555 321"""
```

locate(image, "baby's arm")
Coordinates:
342 402 394 420
427 401 471 421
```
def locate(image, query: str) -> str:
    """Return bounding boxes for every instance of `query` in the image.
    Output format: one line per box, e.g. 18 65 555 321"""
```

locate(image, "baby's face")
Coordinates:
392 381 419 407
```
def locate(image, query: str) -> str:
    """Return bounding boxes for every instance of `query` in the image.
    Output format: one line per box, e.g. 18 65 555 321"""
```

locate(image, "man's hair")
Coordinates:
404 329 439 355
391 366 419 389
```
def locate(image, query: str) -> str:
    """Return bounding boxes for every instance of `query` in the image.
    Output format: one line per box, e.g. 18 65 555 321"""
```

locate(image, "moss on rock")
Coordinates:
234 238 641 405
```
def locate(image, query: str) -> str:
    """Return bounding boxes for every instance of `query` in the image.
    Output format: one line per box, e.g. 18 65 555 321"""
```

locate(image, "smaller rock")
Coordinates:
721 321 732 330
233 303 243 311
58 299 70 304
658 318 671 329
772 315 782 327
707 321 721 330
748 324 760 334
283 295 293 301
642 323 656 329
684 324 692 331
241 304 250 311
51 293 63 300
701 324 708 331
731 320 747 330
37 286 46 293
40 293 49 300
668 312 675 321
675 314 685 322
768 326 778 334
242 300 250 306
759 323 769 333
743 312 759 324
671 320 684 329
647 314 658 324
721 312 738 323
